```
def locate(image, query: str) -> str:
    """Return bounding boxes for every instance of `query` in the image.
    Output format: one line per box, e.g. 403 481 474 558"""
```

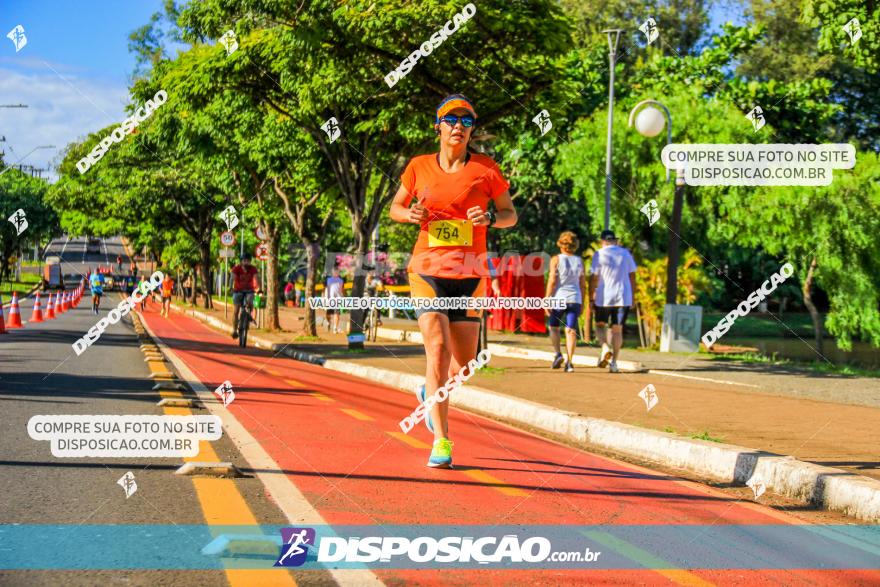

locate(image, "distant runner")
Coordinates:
136 275 152 311
389 93 517 468
590 230 637 374
89 270 105 315
160 273 174 317
546 231 586 373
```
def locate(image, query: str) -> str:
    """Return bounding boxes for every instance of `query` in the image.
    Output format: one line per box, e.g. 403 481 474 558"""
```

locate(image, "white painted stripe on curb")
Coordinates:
375 326 646 372
317 359 880 523
139 312 384 586
648 369 761 388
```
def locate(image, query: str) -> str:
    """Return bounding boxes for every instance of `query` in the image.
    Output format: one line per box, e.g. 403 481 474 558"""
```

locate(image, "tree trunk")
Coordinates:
199 243 213 310
264 227 281 331
347 243 368 349
189 265 198 306
802 256 823 357
304 242 319 336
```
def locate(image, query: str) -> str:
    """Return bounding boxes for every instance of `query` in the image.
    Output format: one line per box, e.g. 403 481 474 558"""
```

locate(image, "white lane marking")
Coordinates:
648 369 761 388
59 234 70 258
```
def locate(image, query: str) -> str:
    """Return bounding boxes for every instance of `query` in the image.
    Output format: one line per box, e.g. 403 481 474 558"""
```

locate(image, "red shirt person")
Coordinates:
231 253 260 338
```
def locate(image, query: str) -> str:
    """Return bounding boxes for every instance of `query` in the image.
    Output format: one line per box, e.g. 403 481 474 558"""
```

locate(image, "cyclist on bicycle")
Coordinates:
89 270 105 315
231 252 260 339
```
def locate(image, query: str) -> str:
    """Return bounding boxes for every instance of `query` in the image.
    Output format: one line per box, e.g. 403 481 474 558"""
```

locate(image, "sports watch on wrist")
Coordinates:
485 210 497 227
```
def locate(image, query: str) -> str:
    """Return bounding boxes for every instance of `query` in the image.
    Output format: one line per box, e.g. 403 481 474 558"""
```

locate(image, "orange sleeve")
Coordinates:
486 160 510 200
400 158 418 206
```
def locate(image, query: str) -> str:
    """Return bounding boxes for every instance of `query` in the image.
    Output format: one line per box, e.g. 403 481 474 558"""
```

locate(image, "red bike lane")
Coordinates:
140 305 879 586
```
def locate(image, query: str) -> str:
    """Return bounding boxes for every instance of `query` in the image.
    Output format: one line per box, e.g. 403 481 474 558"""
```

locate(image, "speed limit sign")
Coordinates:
220 231 236 247
255 242 271 261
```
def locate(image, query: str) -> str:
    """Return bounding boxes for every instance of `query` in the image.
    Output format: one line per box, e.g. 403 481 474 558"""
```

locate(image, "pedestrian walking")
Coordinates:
545 231 586 373
589 230 637 373
324 267 344 334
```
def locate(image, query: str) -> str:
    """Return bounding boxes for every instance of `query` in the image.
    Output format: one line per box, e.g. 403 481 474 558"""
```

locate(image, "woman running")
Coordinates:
545 231 587 372
389 94 517 468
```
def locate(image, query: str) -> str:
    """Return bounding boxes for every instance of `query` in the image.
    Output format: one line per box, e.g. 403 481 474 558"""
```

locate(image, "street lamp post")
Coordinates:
629 101 701 353
602 29 623 232
627 101 683 303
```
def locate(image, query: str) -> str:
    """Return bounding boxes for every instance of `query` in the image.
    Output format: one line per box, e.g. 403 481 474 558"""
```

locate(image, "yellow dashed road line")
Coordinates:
461 469 530 497
386 431 431 449
340 408 374 421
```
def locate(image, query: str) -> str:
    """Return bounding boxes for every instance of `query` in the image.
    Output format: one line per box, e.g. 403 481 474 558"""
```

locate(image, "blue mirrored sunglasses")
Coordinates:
439 114 475 128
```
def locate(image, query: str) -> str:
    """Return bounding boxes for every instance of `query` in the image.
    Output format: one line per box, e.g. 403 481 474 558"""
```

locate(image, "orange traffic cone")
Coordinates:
45 293 56 319
0 294 7 334
7 293 23 328
30 292 44 322
57 292 67 314
62 292 71 312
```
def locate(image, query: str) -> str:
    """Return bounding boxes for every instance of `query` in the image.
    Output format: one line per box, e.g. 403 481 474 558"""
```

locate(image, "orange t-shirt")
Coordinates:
161 277 174 296
401 153 509 278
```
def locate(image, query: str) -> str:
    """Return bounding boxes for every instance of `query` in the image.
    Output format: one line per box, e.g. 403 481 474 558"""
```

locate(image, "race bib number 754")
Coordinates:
428 220 472 247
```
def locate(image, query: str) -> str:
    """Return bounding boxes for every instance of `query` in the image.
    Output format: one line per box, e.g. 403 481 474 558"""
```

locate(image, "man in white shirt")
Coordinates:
324 267 345 334
589 230 637 373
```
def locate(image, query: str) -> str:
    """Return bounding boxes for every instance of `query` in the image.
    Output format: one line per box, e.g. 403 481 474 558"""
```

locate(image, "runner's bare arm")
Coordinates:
545 255 558 316
545 255 558 299
467 190 517 228
390 185 427 224
589 274 599 305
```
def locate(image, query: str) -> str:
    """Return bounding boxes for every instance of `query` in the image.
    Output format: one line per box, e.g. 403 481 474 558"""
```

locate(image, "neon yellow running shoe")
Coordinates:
427 438 454 468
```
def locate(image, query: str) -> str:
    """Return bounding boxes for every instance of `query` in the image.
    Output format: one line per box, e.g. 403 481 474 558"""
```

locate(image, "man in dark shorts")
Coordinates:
589 230 637 373
231 253 260 339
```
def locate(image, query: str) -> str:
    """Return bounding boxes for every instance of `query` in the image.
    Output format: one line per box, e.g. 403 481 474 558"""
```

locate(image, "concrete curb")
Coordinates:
375 325 646 372
314 360 880 523
171 303 880 523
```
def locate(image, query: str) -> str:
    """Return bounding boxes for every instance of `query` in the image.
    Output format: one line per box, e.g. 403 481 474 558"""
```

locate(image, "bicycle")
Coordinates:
237 295 254 347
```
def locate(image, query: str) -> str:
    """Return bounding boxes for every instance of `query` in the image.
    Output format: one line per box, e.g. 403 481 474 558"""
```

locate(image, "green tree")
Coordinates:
175 0 579 343
0 170 55 285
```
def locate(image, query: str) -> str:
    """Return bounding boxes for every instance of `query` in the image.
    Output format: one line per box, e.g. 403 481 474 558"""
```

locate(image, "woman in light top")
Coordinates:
545 231 587 373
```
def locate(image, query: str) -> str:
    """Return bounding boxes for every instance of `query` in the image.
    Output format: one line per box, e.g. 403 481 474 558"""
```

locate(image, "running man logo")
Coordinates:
321 117 341 144
218 30 238 55
8 208 28 235
637 384 659 412
219 205 239 230
7 25 27 52
843 18 862 45
214 380 235 407
117 471 138 499
639 18 659 45
746 477 766 499
275 527 316 567
532 110 552 136
746 105 765 132
639 199 660 226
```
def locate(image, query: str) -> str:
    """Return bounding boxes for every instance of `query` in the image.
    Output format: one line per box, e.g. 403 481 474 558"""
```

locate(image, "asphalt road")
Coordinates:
0 236 300 586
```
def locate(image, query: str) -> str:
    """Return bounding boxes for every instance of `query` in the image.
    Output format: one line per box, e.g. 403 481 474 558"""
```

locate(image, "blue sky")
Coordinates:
0 0 744 180
0 0 165 176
